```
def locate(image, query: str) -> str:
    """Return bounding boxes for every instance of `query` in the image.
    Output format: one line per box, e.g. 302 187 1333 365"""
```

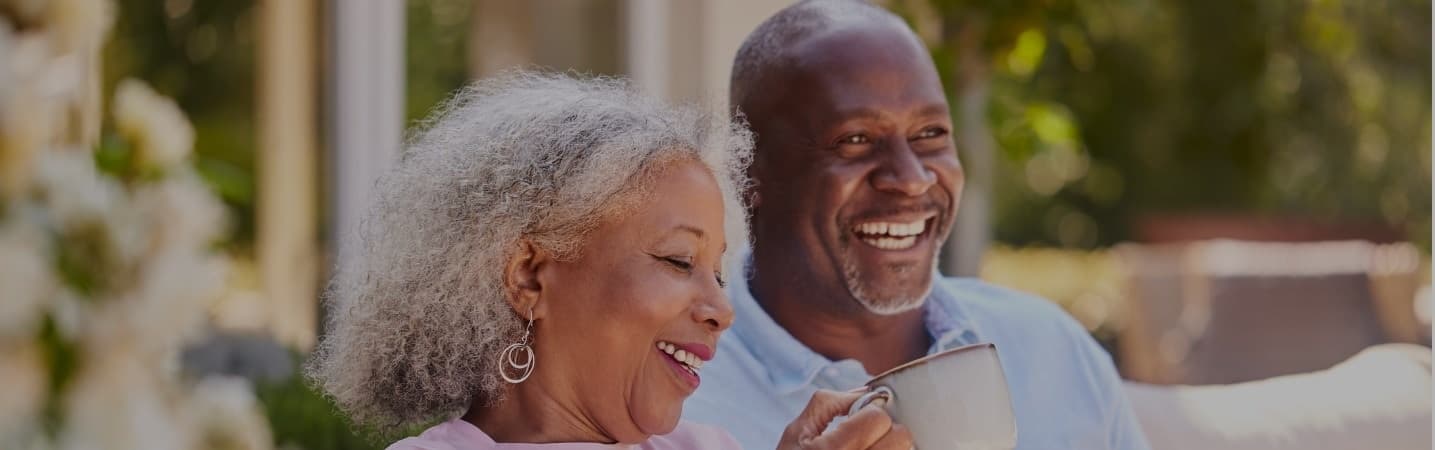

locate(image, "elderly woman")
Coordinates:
306 73 910 450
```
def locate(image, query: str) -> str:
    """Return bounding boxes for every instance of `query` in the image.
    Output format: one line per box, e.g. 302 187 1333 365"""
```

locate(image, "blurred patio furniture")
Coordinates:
1125 343 1432 450
182 332 296 384
1115 239 1426 385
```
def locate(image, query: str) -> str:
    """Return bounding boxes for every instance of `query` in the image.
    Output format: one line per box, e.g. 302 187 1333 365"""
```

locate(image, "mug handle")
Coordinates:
846 385 894 417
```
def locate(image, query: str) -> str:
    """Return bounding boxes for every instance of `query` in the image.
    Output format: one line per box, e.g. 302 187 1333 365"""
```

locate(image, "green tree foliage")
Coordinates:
105 0 258 247
405 0 473 124
104 0 476 251
907 0 1431 248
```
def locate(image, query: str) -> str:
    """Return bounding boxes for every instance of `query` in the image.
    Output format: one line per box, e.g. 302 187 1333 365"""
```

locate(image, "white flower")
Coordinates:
80 250 226 367
46 288 88 341
0 217 55 338
33 149 122 230
0 341 47 446
131 171 228 253
45 0 113 54
112 79 193 170
126 250 227 360
0 33 64 199
98 196 147 269
0 20 33 199
58 355 188 450
186 378 274 450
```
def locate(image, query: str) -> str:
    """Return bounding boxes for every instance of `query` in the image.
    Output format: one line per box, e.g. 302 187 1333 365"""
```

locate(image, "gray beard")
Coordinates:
839 250 939 316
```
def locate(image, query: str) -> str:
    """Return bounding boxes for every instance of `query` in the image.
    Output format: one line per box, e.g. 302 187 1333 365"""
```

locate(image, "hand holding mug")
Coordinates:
776 389 914 450
844 343 1017 450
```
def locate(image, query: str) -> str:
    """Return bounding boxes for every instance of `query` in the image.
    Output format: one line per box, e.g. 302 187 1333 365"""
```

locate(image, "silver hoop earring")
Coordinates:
498 308 535 384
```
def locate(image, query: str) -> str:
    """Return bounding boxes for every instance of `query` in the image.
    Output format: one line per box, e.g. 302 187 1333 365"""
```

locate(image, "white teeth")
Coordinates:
860 235 918 250
656 341 702 372
853 218 926 250
853 219 926 238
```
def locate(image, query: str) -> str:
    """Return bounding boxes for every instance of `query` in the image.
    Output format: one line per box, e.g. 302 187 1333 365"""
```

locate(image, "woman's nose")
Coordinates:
694 288 735 332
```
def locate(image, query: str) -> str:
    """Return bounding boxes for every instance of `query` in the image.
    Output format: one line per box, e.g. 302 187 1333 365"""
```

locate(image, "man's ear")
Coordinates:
503 239 550 320
744 166 762 211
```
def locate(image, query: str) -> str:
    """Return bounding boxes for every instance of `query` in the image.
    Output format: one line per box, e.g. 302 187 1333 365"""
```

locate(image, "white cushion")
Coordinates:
1126 344 1432 450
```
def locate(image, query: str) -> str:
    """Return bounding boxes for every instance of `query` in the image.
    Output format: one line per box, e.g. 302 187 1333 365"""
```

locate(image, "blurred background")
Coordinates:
1 0 1429 448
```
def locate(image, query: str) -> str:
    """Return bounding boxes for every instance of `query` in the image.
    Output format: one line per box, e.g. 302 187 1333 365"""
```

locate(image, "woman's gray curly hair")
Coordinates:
305 72 753 432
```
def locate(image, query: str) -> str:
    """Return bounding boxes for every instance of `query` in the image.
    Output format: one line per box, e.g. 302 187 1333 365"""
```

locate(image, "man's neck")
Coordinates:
749 262 932 376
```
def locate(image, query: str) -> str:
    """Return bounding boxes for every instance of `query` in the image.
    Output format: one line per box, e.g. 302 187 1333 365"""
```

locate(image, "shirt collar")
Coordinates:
924 274 986 349
725 249 984 394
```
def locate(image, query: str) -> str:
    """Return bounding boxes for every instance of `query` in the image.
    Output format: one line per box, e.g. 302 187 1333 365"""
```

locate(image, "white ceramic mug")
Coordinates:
848 343 1017 450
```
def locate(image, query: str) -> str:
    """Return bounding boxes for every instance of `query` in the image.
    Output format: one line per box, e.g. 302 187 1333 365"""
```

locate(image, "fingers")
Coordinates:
783 390 866 443
867 423 914 450
779 389 913 450
807 401 893 449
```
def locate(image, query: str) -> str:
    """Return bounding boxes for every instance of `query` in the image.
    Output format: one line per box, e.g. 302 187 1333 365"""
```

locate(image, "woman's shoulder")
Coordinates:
387 419 494 450
640 421 742 450
387 419 739 450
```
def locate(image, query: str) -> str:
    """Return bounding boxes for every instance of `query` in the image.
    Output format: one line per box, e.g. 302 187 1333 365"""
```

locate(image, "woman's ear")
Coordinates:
503 239 550 320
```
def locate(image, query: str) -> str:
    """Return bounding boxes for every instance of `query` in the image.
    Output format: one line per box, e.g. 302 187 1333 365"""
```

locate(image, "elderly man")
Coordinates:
684 1 1151 449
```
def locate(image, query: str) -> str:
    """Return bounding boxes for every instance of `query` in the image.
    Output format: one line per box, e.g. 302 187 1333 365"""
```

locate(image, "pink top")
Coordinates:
387 419 743 450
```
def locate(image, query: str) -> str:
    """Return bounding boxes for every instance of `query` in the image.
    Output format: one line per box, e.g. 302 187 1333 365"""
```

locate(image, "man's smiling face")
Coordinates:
745 23 964 315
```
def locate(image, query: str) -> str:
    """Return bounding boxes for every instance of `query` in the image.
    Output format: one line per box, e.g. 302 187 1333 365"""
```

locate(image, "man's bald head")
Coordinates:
729 0 918 114
728 0 958 317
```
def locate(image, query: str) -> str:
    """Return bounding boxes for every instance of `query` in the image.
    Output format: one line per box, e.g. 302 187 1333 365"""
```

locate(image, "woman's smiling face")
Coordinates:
524 158 733 443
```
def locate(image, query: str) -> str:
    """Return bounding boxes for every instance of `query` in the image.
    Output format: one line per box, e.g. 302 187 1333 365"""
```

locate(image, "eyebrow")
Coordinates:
833 103 951 123
912 103 951 118
673 224 706 240
666 224 727 257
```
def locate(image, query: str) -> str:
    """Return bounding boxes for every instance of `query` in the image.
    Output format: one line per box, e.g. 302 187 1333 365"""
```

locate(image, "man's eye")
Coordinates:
839 134 870 145
914 127 948 140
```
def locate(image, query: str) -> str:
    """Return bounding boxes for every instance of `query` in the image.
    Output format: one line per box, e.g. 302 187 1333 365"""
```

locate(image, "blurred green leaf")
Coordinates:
93 133 134 178
254 368 384 450
39 314 79 439
1006 29 1047 77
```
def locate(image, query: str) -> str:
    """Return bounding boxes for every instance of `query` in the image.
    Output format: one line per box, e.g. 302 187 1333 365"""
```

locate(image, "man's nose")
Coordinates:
872 140 936 196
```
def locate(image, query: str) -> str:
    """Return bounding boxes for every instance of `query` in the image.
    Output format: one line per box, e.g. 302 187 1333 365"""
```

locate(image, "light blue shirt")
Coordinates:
683 256 1151 450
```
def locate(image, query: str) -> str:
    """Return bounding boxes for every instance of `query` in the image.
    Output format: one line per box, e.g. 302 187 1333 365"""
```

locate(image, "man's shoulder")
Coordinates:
933 277 1102 357
935 277 1075 326
692 330 771 395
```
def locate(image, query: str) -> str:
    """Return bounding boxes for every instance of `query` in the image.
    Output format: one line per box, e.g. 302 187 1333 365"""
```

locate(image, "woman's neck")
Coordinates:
463 382 614 444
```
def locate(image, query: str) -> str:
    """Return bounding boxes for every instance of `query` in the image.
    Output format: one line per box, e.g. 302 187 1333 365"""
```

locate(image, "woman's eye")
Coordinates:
664 257 693 271
715 272 727 288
